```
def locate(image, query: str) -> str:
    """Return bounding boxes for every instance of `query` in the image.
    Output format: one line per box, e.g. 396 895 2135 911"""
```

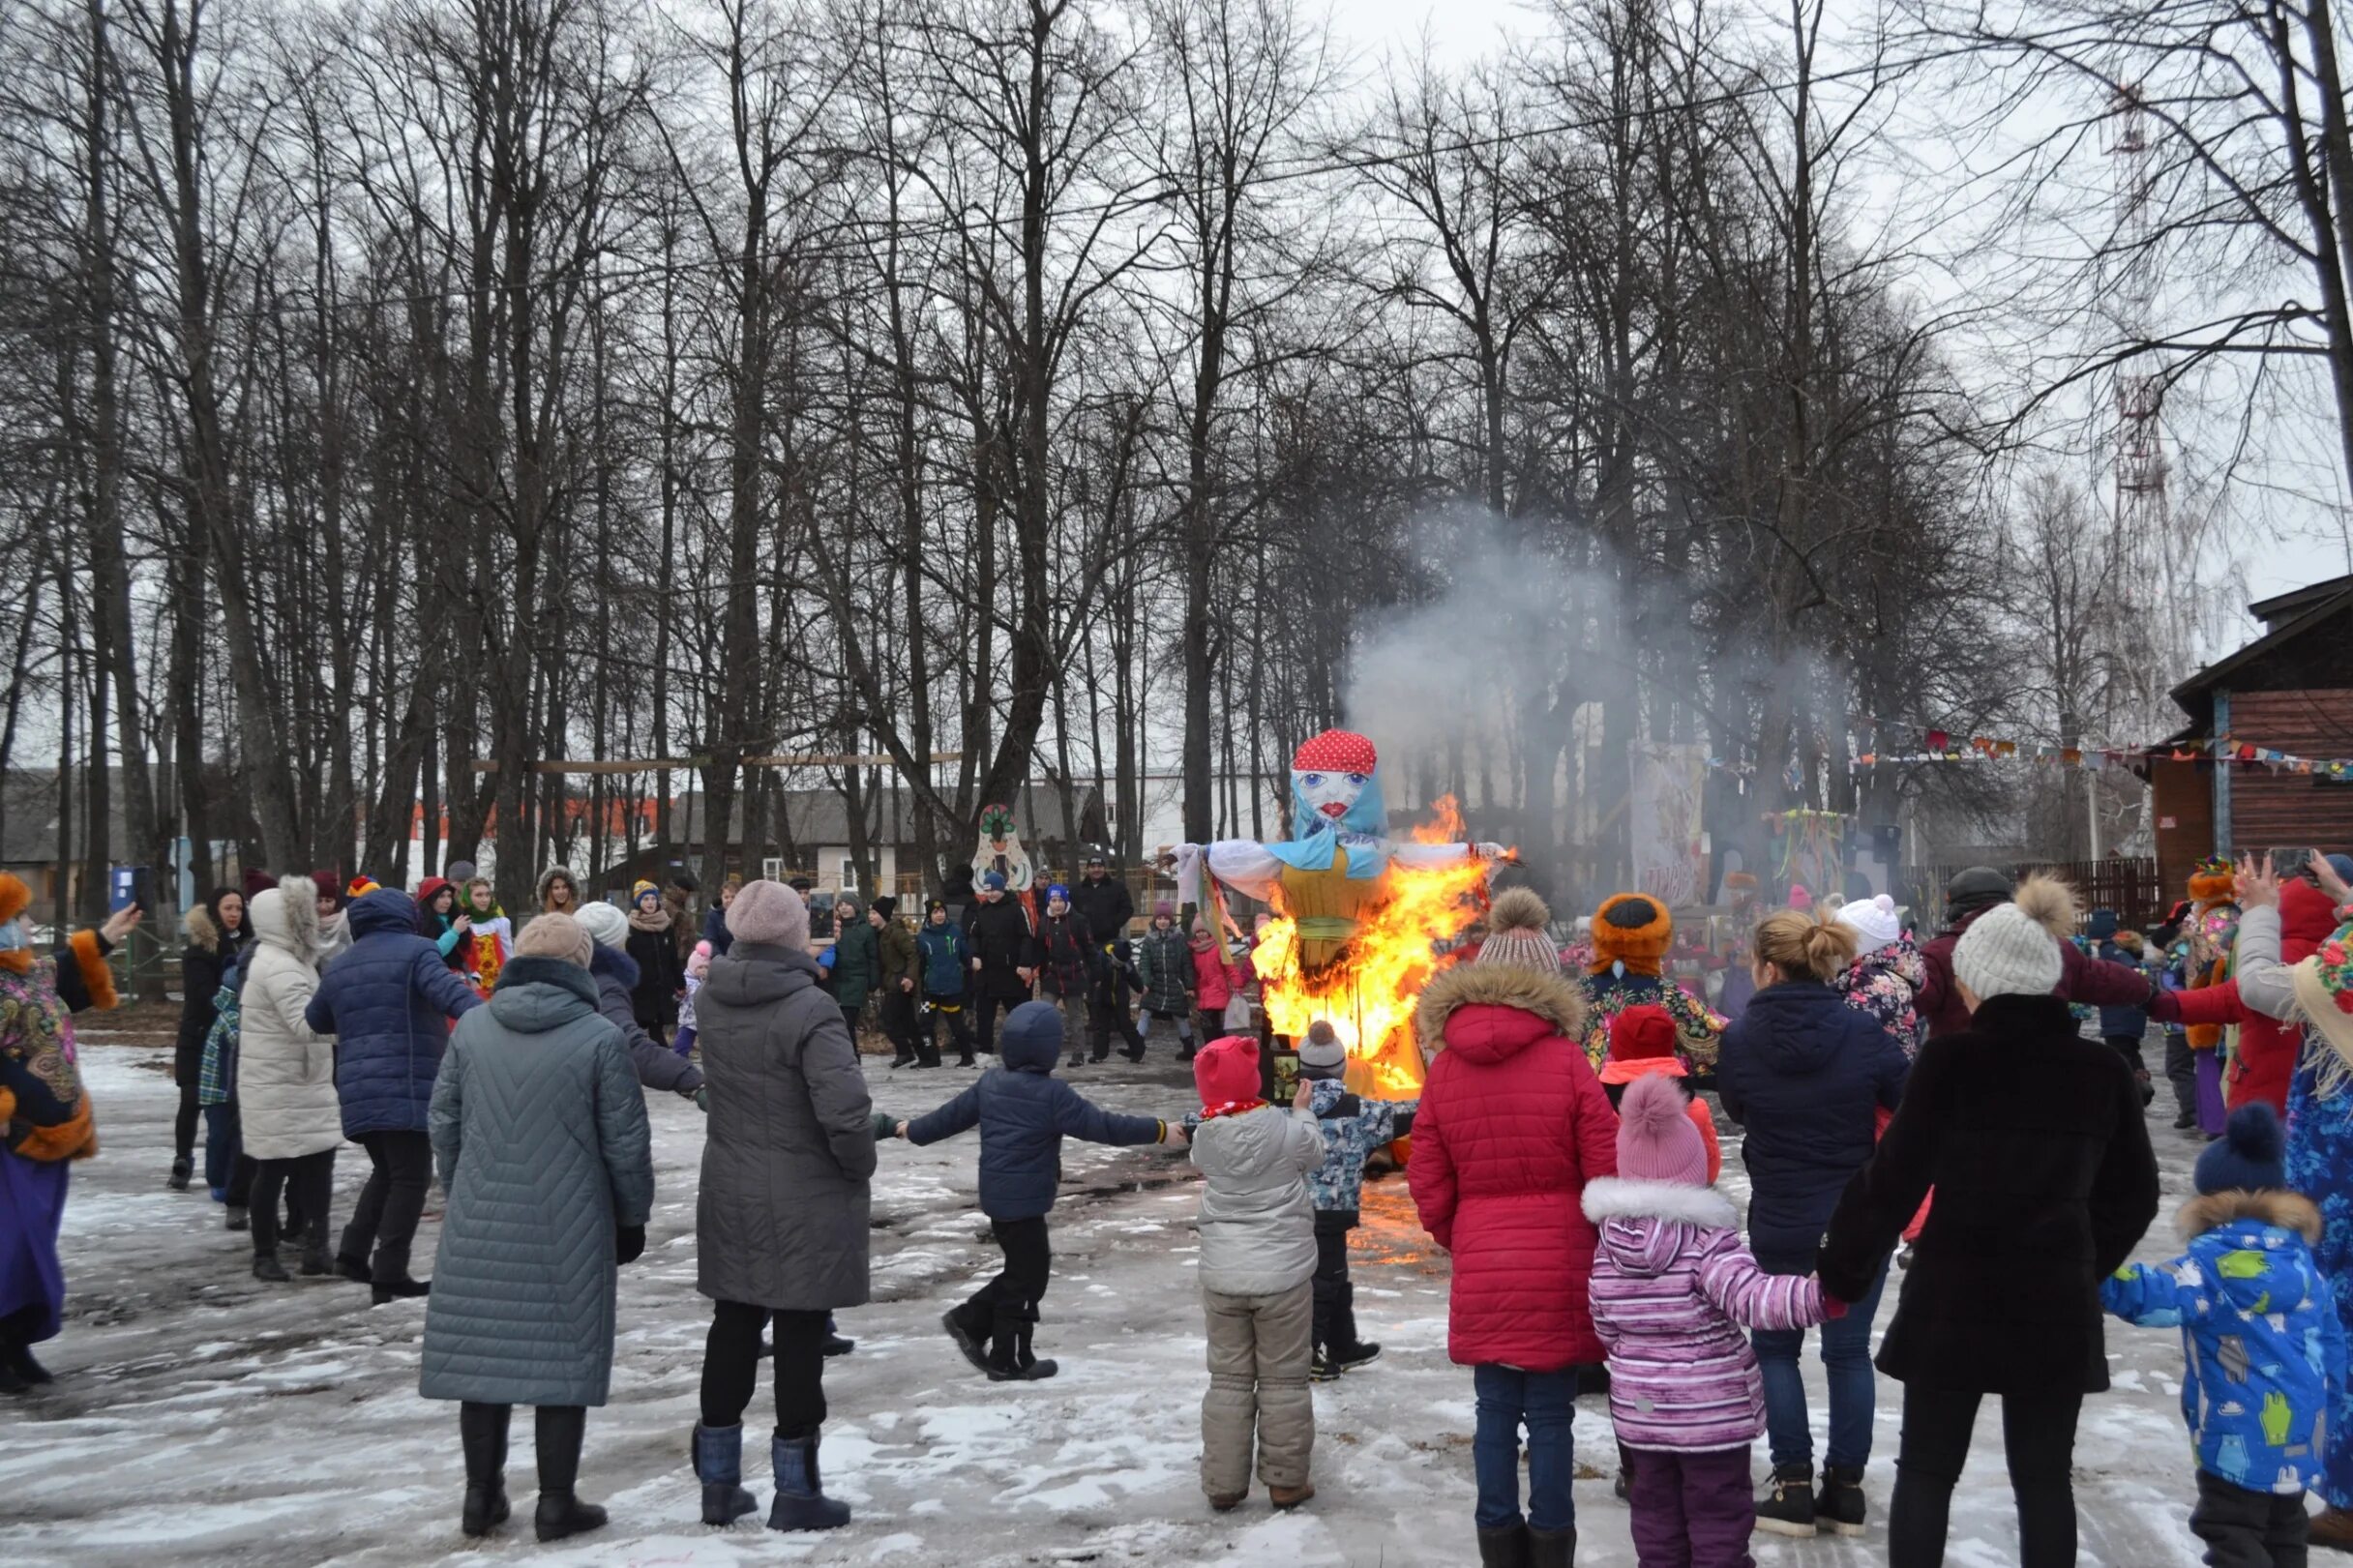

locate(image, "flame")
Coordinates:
1249 795 1501 1098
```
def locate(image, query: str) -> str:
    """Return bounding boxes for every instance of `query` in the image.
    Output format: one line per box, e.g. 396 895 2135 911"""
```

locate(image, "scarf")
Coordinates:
462 890 503 921
1199 1097 1267 1121
629 906 671 934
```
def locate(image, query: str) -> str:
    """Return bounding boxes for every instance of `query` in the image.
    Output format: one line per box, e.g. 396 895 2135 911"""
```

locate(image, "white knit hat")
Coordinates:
1835 893 1902 955
574 899 628 950
1951 875 2076 1002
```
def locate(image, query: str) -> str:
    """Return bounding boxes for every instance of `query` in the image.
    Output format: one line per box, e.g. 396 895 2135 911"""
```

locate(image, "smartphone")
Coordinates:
1271 1048 1301 1104
2272 847 2318 882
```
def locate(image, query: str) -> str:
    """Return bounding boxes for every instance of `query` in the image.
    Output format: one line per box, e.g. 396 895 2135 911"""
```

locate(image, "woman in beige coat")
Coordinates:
238 876 341 1282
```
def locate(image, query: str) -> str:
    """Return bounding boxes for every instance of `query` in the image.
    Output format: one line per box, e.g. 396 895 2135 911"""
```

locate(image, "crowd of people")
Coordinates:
8 843 2353 1566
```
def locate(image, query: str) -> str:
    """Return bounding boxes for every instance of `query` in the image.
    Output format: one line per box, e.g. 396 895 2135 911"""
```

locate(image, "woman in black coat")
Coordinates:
171 887 251 1190
1817 877 2159 1568
624 884 685 1046
1715 909 1908 1536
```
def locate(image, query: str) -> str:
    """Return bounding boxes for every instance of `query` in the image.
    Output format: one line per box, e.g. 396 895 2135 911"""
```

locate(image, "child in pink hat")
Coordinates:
1585 1075 1841 1565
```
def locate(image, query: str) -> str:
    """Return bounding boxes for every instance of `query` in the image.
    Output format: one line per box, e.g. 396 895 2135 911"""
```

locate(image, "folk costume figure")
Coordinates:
971 805 1035 900
1170 730 1503 976
459 878 513 999
2186 856 2240 1137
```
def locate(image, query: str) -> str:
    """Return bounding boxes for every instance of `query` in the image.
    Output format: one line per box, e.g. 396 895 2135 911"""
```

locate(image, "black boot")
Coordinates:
532 1405 608 1542
943 1308 992 1375
1475 1523 1532 1568
372 1276 431 1306
767 1430 850 1531
692 1422 759 1525
223 1204 249 1231
299 1243 332 1277
1815 1464 1868 1537
0 1340 51 1388
1527 1525 1575 1568
252 1253 290 1283
335 1254 372 1285
989 1321 1057 1381
459 1402 512 1537
168 1156 193 1191
1755 1461 1817 1535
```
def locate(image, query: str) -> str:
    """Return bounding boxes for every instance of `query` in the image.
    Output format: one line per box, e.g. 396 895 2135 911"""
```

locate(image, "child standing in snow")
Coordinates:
1585 1073 1840 1566
901 1000 1181 1380
1134 902 1197 1059
1189 1034 1325 1512
673 940 710 1060
2104 1101 2344 1566
1600 1004 1720 1180
1296 1020 1417 1379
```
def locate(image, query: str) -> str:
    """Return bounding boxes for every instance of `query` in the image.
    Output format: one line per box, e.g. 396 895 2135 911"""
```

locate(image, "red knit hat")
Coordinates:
1601 1004 1685 1084
1194 1035 1263 1108
1291 729 1378 775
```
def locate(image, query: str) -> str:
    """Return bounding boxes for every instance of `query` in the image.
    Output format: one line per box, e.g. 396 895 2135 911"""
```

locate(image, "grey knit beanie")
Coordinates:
512 910 592 970
727 879 811 947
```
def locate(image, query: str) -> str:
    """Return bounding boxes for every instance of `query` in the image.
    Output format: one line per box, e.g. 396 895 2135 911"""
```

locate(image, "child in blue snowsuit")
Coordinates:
2104 1101 2346 1566
1297 1021 1416 1379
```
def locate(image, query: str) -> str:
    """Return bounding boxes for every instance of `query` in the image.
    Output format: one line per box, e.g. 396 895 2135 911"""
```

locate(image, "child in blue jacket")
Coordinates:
2104 1102 2345 1566
1296 1021 1416 1379
899 1000 1182 1380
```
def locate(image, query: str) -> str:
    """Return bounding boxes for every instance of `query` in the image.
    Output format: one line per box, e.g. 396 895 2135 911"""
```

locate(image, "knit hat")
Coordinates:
631 879 661 908
2194 1102 2289 1196
1298 1020 1348 1079
1616 1073 1709 1186
445 859 477 885
687 940 713 981
1951 874 2075 1001
574 899 629 950
981 871 1007 892
2086 906 2120 940
1153 900 1176 920
1046 883 1070 905
873 896 897 921
1194 1035 1263 1108
1835 893 1903 955
727 879 811 947
1590 893 1672 976
346 873 381 900
1601 1004 1684 1084
242 868 277 902
512 910 592 969
2290 928 2353 1072
1946 866 2015 918
927 899 947 915
311 870 341 902
1475 887 1561 974
1787 883 1813 912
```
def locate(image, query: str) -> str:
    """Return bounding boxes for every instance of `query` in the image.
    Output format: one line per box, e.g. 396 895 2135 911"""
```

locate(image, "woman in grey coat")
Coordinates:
420 913 654 1544
692 879 879 1534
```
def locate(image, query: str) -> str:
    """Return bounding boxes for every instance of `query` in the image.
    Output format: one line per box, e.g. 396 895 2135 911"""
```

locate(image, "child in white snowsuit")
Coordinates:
1190 1033 1324 1512
673 940 710 1060
1297 1020 1416 1379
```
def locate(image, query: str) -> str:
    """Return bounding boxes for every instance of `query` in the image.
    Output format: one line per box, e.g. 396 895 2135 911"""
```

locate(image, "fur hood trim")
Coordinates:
1581 1176 1739 1230
537 864 581 910
1415 961 1588 1053
253 874 324 968
184 903 221 954
2179 1189 2322 1245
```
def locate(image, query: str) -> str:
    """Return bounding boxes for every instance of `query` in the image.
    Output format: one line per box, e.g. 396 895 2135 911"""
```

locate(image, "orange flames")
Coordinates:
1249 796 1499 1098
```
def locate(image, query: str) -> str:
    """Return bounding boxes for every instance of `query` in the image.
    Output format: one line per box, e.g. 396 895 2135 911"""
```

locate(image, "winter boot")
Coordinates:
768 1431 851 1531
942 1309 993 1375
1815 1464 1867 1538
987 1358 1059 1382
372 1277 431 1305
1755 1462 1818 1536
1270 1481 1315 1511
1527 1525 1575 1567
822 1314 853 1357
989 1322 1057 1381
1334 1342 1382 1372
0 1341 51 1387
298 1243 332 1278
1309 1348 1342 1382
692 1422 759 1525
252 1253 290 1283
0 1359 24 1396
532 1405 607 1542
223 1204 249 1232
459 1402 512 1538
1475 1523 1533 1568
167 1156 193 1191
335 1254 372 1285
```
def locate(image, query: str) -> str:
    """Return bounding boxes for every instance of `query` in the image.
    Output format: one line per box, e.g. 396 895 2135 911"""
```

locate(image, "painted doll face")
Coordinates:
1293 767 1368 823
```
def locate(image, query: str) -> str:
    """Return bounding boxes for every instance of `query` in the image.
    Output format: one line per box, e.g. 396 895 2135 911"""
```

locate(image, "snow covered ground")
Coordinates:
1 1033 2229 1566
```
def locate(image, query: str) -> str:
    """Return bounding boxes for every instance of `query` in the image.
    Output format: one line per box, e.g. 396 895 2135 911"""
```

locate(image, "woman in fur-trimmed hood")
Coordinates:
0 875 138 1392
1407 888 1619 1557
537 865 583 917
1576 892 1724 1075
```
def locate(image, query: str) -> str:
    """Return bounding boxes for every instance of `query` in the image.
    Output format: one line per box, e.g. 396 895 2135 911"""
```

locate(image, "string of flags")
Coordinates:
1850 730 2353 780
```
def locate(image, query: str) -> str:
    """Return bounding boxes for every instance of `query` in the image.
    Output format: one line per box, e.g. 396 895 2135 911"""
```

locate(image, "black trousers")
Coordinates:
2191 1470 2309 1568
838 1003 862 1041
341 1130 433 1282
251 1148 335 1256
949 1216 1051 1369
173 1040 204 1162
1194 1010 1228 1051
460 1402 585 1493
927 994 975 1062
1312 1213 1358 1353
701 1299 829 1438
2165 1029 2200 1117
1889 1382 2083 1568
1085 991 1145 1059
975 990 1027 1054
2105 1033 2148 1073
881 988 928 1062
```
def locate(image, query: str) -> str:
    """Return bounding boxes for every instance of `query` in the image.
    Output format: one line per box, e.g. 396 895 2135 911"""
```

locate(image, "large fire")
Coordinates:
1249 795 1499 1098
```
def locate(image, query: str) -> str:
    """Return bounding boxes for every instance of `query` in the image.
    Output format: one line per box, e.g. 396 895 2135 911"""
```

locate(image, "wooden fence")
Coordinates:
1903 857 2163 929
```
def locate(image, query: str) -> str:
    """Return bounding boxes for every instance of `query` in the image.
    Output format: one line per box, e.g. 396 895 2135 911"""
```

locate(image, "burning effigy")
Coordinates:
1167 730 1505 1097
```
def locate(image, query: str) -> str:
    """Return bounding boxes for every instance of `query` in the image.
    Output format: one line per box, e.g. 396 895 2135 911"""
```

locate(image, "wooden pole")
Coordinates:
470 752 964 775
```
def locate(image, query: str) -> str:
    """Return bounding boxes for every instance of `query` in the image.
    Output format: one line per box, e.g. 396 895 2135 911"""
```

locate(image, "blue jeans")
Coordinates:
1472 1363 1576 1530
1755 1258 1889 1470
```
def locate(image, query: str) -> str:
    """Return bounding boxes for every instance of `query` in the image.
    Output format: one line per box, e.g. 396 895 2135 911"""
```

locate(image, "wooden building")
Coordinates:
2150 575 2353 895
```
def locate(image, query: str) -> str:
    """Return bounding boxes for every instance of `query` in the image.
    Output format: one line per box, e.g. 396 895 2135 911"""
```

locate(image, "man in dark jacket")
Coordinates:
900 1002 1176 1379
2085 908 2157 1107
1067 852 1134 948
1914 867 2183 1040
963 873 1037 1056
306 887 481 1299
873 898 928 1069
917 901 975 1067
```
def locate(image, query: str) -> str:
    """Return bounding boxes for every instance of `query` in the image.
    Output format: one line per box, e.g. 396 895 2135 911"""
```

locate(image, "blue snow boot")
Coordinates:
693 1422 759 1525
767 1431 850 1532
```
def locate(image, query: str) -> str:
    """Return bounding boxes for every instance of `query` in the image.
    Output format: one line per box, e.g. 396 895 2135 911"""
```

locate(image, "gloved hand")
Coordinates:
615 1224 646 1265
695 1087 709 1113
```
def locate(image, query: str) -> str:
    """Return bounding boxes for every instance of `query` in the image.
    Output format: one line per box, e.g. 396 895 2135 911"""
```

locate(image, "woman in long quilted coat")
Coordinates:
1408 888 1619 1568
419 913 653 1545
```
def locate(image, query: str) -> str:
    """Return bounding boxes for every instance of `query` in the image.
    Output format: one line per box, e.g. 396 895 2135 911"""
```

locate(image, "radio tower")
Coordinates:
2106 82 2169 553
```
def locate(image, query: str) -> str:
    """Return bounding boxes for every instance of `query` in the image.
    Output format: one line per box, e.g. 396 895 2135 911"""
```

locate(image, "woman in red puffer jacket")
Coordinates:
1409 888 1618 1568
